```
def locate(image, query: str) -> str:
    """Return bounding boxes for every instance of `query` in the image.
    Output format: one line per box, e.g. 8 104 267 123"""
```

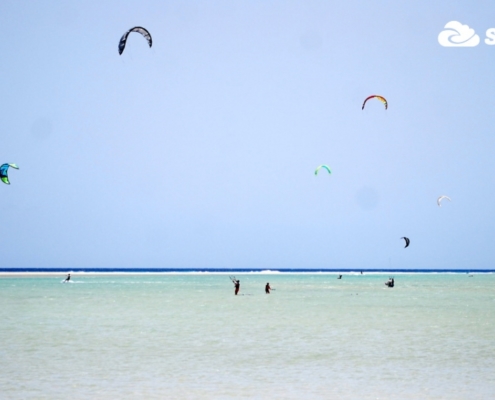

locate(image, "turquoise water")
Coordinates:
1 273 494 399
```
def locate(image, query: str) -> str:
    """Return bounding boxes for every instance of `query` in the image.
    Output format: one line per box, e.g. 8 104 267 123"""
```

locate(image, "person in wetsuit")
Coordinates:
234 279 240 295
385 278 394 288
265 282 271 294
337 275 342 279
64 273 71 283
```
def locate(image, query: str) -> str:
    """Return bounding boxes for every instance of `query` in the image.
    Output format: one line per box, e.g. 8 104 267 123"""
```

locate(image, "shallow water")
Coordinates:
1 273 494 399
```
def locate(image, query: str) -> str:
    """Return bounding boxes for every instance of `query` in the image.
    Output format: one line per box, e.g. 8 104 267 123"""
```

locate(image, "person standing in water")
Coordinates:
265 282 271 294
64 273 71 283
385 278 394 288
234 279 240 295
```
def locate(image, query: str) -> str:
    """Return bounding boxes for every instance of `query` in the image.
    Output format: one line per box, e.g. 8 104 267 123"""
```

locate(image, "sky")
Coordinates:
1 0 495 270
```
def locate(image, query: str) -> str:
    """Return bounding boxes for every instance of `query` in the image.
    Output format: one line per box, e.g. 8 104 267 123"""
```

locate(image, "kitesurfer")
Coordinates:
385 278 394 288
265 283 271 294
337 275 342 279
234 279 240 295
64 273 71 283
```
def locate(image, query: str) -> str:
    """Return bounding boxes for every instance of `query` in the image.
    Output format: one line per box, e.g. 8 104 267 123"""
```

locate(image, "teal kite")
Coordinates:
0 163 19 185
315 165 331 175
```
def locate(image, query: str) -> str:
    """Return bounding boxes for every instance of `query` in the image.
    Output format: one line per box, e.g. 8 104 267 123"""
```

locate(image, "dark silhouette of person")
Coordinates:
265 282 271 294
337 275 342 279
64 273 71 283
234 280 240 295
385 278 394 288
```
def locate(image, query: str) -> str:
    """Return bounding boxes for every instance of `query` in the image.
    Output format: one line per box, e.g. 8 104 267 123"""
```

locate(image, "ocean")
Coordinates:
1 272 494 399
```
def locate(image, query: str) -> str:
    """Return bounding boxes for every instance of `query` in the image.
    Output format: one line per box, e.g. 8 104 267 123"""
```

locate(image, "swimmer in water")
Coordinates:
265 282 271 294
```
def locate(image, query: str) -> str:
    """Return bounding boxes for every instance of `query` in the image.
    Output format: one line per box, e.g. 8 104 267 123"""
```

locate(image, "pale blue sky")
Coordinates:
1 1 494 269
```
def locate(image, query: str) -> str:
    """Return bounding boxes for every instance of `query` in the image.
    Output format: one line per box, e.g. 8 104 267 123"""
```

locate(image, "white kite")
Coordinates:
437 195 451 207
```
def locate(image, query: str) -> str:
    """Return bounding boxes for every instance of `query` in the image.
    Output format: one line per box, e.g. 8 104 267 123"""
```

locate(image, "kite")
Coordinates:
0 163 19 185
362 95 388 110
437 195 451 207
118 26 152 55
315 165 331 175
401 237 410 248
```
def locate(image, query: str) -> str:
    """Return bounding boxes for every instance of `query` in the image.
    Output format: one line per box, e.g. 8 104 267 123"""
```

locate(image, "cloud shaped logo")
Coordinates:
438 21 480 47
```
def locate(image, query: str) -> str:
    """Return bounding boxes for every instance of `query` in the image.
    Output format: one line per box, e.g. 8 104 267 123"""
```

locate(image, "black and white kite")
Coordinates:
118 26 152 55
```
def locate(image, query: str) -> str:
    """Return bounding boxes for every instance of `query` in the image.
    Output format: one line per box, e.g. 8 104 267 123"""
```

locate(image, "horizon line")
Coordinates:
0 267 493 273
